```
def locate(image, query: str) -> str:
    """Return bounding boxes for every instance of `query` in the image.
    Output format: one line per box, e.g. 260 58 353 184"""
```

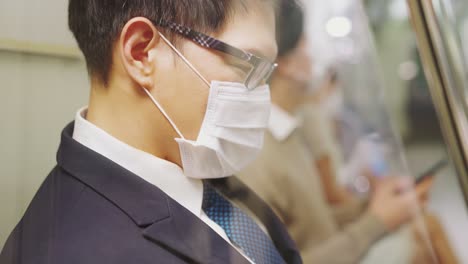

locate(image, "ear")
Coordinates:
119 17 160 89
275 53 295 78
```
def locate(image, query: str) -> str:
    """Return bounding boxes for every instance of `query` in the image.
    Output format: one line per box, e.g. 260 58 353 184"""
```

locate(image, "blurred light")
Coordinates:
353 175 370 194
398 61 419 81
326 16 353 38
389 0 409 20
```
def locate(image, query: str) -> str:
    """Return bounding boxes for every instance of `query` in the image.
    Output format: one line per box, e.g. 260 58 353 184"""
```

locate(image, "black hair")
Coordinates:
69 0 276 85
276 0 304 57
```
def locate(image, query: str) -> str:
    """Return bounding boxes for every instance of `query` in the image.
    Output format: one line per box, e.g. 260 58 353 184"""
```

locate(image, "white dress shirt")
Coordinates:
268 104 302 142
72 107 253 263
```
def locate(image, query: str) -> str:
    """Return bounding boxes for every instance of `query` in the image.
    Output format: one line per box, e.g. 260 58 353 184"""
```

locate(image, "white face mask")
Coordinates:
321 89 344 118
142 33 271 179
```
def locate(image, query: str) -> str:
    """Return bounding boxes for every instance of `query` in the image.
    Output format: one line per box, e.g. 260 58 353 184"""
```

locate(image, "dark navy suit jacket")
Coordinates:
0 123 302 264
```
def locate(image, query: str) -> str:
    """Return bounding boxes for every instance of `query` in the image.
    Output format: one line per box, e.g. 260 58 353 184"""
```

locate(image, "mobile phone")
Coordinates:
416 159 448 184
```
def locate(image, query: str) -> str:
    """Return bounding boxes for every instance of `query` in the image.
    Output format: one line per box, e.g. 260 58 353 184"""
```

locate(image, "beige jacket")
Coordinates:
238 126 387 264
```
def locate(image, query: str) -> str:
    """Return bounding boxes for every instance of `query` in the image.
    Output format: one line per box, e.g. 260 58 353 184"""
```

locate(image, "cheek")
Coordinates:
187 47 241 83
161 43 244 139
172 68 211 140
204 67 241 83
154 62 210 140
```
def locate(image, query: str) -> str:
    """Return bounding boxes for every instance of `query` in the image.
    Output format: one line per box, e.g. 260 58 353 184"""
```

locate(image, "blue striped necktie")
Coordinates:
202 182 285 264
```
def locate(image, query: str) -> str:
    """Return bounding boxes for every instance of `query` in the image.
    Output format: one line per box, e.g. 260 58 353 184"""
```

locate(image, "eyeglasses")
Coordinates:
153 20 277 90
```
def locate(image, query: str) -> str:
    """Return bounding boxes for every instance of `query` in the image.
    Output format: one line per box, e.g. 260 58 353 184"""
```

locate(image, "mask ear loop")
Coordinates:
158 32 211 87
142 32 211 140
141 87 186 140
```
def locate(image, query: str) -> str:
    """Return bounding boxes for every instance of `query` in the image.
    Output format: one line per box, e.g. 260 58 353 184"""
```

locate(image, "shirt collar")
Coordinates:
268 104 302 142
72 107 204 217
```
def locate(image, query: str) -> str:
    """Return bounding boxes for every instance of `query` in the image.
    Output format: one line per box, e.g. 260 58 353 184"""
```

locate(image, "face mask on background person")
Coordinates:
142 33 271 179
321 88 344 119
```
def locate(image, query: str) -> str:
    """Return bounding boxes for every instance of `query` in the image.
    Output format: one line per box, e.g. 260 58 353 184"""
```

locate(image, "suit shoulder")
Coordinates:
26 166 88 218
0 166 88 264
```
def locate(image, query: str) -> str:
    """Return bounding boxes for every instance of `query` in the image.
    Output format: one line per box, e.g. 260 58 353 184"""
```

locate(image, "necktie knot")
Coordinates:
202 181 285 264
202 181 221 210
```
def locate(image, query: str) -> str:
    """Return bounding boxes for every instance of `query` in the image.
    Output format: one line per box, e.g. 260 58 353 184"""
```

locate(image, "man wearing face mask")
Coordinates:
0 1 302 264
238 2 430 264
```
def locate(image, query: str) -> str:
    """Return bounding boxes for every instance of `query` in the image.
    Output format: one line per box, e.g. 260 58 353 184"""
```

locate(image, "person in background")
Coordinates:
309 70 383 195
0 0 303 263
238 2 431 263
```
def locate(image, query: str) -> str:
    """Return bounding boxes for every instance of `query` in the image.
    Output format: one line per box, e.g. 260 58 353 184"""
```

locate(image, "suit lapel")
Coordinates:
57 122 250 264
143 198 250 264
